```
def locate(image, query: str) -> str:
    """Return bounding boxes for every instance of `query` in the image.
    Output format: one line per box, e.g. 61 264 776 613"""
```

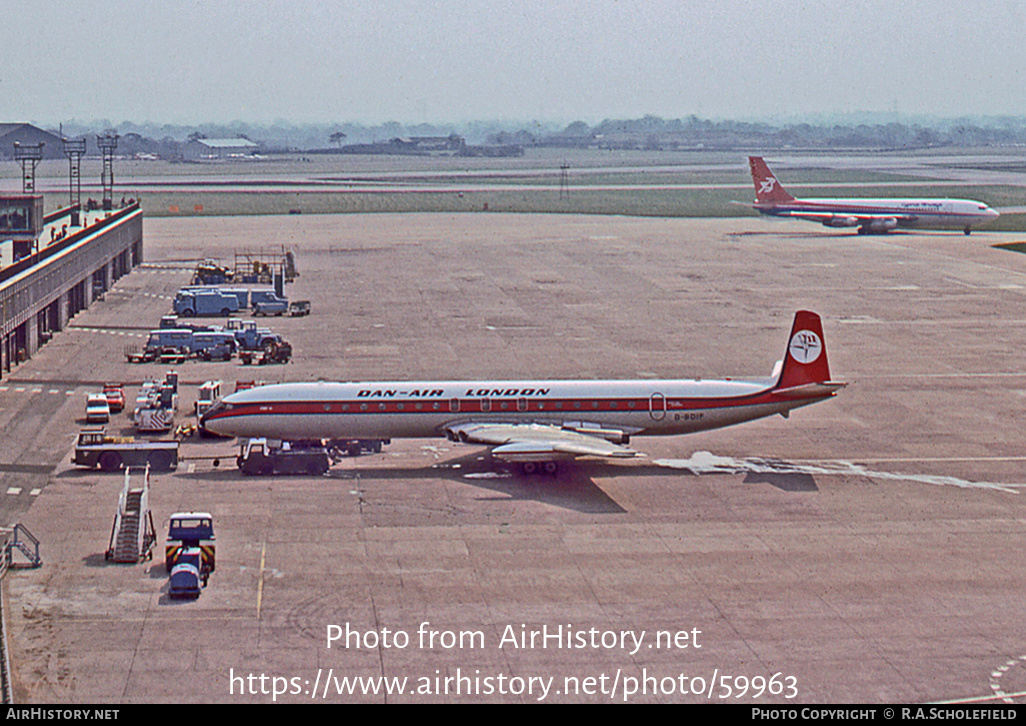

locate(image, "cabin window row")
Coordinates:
340 399 642 413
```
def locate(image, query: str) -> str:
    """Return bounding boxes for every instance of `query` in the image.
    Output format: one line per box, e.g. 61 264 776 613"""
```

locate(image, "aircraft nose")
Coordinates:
199 400 226 429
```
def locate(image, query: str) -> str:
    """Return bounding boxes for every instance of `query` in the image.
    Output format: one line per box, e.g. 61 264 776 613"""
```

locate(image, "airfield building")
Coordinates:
0 124 67 160
184 137 260 160
0 201 143 378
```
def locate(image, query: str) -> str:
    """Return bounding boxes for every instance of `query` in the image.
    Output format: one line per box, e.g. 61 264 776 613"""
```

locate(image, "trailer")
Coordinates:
237 438 330 476
73 428 179 472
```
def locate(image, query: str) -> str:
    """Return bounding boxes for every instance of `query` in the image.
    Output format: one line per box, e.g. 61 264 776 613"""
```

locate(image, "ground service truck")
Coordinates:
165 512 216 574
235 437 387 475
173 289 240 317
73 428 179 471
165 513 215 599
237 438 330 476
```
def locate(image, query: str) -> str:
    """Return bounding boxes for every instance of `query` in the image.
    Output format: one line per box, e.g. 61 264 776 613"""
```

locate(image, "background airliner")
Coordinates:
201 311 845 474
747 156 999 235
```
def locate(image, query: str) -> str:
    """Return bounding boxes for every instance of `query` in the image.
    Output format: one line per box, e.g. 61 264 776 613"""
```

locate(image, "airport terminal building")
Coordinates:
0 200 142 378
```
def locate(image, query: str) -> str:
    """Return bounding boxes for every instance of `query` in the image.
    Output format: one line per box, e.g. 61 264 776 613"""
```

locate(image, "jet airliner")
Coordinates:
748 156 999 235
201 311 845 473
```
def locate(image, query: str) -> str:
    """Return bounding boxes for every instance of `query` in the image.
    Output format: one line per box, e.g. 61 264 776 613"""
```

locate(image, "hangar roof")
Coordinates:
193 138 259 148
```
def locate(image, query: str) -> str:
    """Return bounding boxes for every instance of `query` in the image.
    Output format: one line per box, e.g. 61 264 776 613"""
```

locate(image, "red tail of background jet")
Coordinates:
750 156 796 204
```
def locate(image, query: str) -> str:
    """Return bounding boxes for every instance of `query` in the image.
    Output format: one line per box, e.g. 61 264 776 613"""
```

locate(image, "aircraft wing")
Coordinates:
445 422 639 461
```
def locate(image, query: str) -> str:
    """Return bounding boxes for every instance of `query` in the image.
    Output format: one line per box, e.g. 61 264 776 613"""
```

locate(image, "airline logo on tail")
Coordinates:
749 156 796 204
774 310 836 393
789 329 822 364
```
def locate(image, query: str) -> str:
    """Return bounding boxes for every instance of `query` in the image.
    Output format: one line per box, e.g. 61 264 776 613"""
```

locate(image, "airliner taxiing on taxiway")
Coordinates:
201 311 845 474
747 156 999 235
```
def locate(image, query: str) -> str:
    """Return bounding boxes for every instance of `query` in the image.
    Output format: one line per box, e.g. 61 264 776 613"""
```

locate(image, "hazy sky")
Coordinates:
3 0 1024 126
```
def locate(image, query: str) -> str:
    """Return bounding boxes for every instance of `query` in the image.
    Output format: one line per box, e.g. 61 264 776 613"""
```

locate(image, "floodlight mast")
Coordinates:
62 137 86 226
13 142 44 194
97 133 119 211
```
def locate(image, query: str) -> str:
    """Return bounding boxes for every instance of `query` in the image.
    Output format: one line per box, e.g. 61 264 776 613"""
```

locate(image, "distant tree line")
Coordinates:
521 115 1026 151
49 114 1026 159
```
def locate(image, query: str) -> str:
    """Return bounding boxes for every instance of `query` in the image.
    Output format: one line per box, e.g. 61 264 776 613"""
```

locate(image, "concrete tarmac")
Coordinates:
1 213 1024 703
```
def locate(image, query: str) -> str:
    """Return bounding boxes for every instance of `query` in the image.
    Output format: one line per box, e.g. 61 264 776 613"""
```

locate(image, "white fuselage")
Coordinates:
200 377 831 442
757 197 1000 231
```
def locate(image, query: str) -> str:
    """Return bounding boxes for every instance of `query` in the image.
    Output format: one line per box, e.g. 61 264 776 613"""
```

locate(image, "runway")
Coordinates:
1 213 1024 703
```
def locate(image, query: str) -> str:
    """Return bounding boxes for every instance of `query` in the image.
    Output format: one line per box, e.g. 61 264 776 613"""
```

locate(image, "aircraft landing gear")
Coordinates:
519 461 560 477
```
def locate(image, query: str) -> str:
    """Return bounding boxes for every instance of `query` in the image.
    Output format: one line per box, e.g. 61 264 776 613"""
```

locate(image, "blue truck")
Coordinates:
251 289 289 316
179 286 279 310
153 317 281 354
224 318 285 351
191 331 238 359
143 329 237 358
173 289 240 317
252 297 289 316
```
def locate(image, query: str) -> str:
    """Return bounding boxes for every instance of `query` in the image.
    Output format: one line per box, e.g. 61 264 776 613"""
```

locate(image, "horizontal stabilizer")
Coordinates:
771 381 847 399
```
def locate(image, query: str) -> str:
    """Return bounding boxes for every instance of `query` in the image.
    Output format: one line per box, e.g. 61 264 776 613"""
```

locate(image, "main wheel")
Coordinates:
98 451 122 472
149 450 174 471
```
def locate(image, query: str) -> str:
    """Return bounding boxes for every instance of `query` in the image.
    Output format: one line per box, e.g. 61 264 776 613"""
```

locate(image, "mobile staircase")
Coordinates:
105 466 157 563
0 524 42 572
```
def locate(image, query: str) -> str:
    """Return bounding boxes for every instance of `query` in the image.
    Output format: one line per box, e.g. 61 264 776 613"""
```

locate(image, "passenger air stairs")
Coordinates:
0 524 42 572
106 466 156 563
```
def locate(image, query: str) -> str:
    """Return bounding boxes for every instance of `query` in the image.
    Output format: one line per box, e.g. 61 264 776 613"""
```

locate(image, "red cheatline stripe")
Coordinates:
205 388 830 423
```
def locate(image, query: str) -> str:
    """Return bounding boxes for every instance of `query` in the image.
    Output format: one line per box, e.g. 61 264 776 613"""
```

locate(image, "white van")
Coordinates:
86 393 111 423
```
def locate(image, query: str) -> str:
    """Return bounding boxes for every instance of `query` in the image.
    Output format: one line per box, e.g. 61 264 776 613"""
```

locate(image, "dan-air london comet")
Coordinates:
201 310 845 474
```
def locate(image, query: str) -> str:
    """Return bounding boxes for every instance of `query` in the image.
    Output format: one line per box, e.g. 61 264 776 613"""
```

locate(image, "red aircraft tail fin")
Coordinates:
773 310 834 392
749 156 796 204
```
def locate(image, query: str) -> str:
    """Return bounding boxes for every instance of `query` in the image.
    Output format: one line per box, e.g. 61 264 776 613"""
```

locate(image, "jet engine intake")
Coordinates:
863 218 898 233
